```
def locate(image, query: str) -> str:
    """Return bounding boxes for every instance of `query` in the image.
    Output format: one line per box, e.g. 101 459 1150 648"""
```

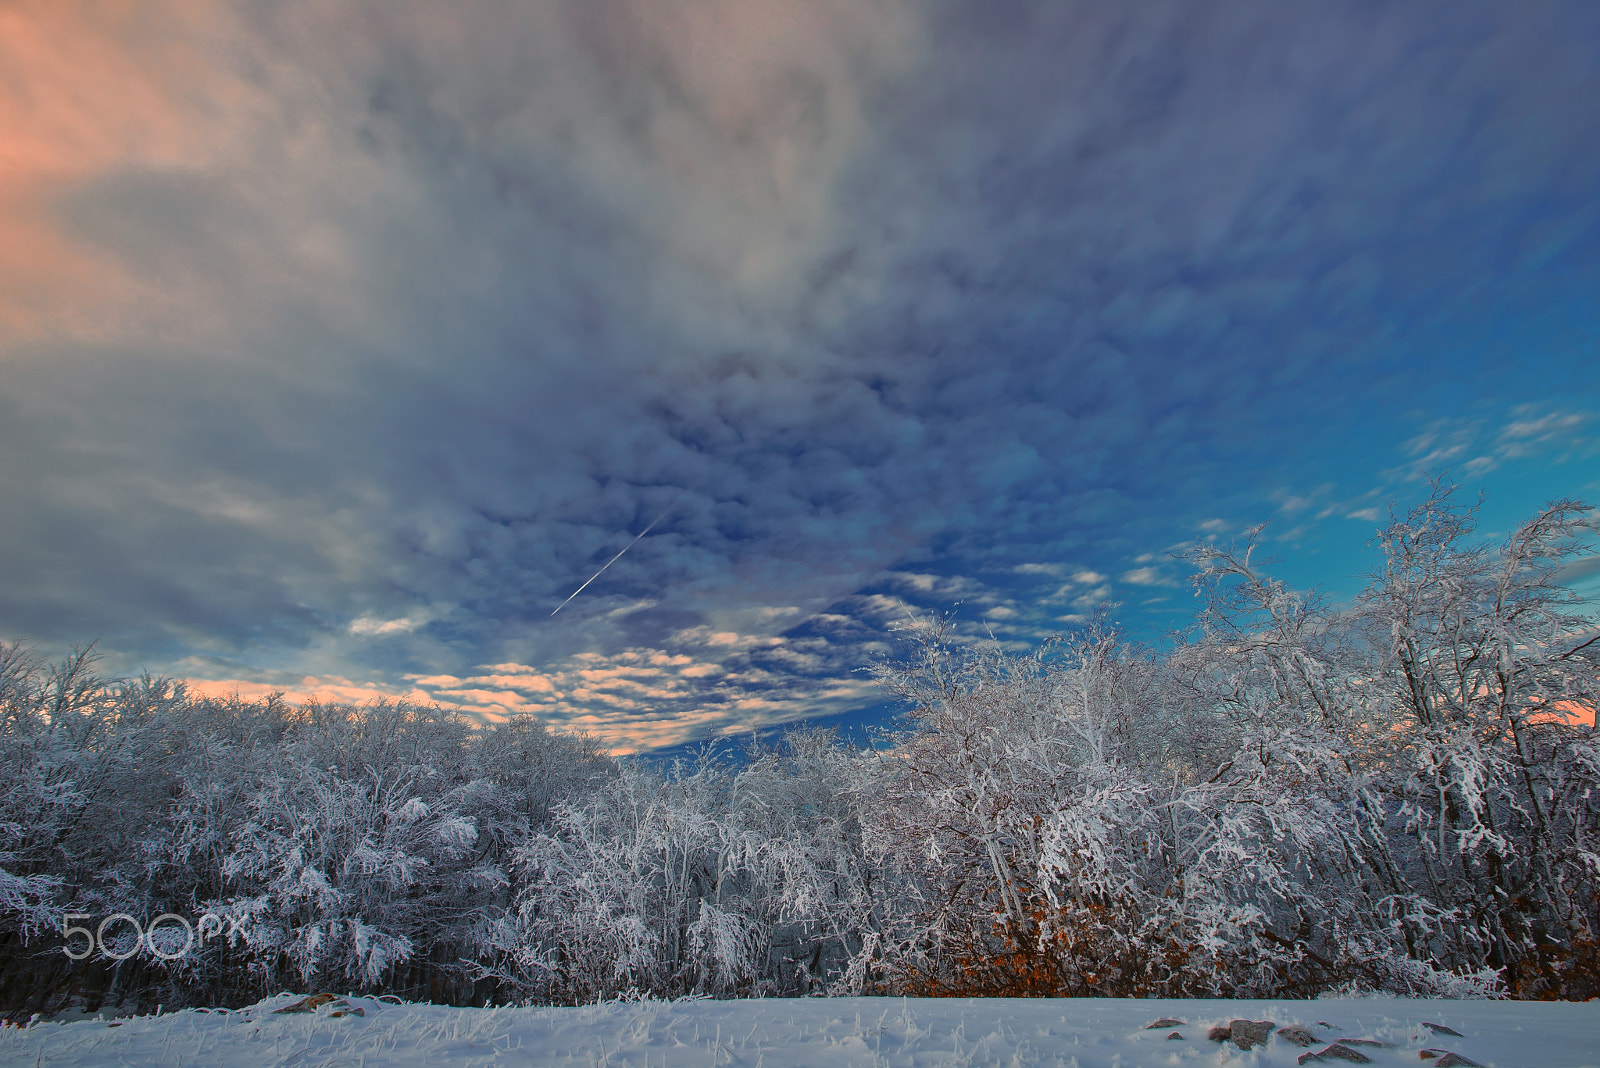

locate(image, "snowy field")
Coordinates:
3 995 1596 1068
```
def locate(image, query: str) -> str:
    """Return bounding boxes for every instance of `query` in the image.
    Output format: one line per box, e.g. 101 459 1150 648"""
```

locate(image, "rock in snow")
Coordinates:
1229 1018 1277 1049
1278 1024 1319 1046
1301 1043 1374 1064
270 992 364 1017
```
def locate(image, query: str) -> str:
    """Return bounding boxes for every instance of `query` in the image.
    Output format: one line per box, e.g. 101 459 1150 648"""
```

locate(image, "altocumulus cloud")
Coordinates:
1 0 1598 750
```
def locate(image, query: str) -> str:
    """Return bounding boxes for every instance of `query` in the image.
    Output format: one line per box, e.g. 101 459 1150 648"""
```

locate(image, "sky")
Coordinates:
2 0 1598 753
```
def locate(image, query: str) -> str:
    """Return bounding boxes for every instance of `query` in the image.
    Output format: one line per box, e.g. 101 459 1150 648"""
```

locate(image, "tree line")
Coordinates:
2 484 1596 1017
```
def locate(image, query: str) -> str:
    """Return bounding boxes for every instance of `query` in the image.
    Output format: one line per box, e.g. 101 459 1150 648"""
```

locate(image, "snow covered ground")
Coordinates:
3 995 1596 1068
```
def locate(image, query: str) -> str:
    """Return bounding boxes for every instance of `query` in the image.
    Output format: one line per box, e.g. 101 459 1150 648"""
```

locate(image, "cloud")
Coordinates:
3 1 1599 748
180 619 884 753
1498 407 1590 459
1120 567 1171 588
350 615 426 636
1557 556 1600 585
183 674 434 709
884 571 941 593
1392 406 1593 483
399 640 881 754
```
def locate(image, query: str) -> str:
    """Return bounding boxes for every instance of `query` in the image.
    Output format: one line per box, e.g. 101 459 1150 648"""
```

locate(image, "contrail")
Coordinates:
550 496 682 617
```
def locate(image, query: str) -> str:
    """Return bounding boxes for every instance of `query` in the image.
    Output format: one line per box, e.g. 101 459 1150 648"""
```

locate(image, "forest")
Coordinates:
2 484 1597 1018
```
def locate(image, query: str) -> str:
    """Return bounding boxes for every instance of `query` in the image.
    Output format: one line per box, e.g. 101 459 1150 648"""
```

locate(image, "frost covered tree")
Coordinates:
858 613 1350 997
1153 482 1597 996
849 483 1595 999
1 481 1594 1014
0 659 609 1016
1349 485 1600 995
500 731 873 1002
151 699 612 1004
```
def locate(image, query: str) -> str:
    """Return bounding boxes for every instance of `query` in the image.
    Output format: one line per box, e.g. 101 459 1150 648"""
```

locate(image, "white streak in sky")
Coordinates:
550 497 682 616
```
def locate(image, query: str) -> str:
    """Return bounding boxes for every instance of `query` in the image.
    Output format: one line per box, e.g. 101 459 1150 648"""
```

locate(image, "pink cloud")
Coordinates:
0 0 245 339
182 674 433 708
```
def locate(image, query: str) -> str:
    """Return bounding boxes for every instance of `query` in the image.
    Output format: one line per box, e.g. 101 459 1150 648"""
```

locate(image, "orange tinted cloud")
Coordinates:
178 617 877 755
182 673 434 708
0 0 238 339
371 626 871 752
